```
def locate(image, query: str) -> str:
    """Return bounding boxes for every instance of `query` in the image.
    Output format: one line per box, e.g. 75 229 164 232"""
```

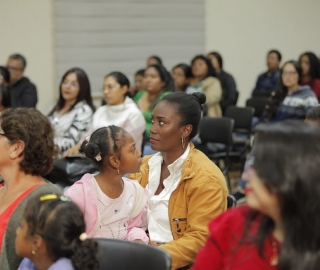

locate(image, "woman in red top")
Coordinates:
299 51 320 100
193 120 320 270
0 108 60 270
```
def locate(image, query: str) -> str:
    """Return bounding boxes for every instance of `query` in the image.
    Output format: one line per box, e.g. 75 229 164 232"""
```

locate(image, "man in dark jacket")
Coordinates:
7 54 37 108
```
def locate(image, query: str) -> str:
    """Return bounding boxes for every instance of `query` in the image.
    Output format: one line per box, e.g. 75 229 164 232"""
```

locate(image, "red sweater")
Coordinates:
193 206 280 270
301 79 320 99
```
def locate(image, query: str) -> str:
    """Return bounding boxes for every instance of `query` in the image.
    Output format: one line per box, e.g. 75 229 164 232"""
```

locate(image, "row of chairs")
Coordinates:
197 102 267 190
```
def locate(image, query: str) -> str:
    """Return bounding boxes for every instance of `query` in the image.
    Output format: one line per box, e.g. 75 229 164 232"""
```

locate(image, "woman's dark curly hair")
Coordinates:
0 108 55 175
263 60 302 122
23 192 98 270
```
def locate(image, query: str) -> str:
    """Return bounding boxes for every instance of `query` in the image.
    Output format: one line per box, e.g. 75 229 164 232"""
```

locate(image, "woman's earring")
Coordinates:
117 168 120 174
181 137 185 149
32 250 36 255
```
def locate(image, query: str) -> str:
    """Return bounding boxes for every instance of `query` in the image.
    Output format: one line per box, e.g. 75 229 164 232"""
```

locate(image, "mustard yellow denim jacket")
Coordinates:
129 143 228 269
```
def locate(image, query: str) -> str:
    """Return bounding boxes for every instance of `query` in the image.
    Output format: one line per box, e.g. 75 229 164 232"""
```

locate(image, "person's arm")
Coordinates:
20 83 37 108
202 77 222 106
252 74 263 96
159 176 227 269
54 105 93 153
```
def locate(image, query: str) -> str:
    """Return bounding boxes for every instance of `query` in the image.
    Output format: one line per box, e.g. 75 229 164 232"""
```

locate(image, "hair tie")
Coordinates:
79 233 88 241
95 153 102 161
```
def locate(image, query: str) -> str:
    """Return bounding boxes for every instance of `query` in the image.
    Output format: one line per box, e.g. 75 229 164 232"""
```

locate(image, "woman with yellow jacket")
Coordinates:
129 92 228 269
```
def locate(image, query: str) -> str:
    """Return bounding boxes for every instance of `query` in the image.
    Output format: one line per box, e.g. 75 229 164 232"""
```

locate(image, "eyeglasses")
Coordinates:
282 71 297 77
7 66 23 72
62 80 79 88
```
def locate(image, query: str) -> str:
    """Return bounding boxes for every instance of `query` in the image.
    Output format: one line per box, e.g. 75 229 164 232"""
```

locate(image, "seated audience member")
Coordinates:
263 60 318 123
0 108 61 270
48 68 95 156
65 126 149 243
64 71 145 156
134 64 173 155
130 69 145 97
6 54 38 108
16 193 98 270
194 120 320 270
172 63 191 92
0 85 11 111
187 55 222 117
129 92 228 269
146 55 163 66
207 51 238 114
299 51 320 99
0 66 10 86
252 50 281 97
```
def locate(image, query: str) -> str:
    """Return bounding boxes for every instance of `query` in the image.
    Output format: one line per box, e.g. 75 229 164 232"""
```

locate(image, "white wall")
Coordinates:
0 0 55 114
205 0 320 106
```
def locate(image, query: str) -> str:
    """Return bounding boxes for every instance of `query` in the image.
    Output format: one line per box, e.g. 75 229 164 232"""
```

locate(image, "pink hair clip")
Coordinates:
95 153 102 161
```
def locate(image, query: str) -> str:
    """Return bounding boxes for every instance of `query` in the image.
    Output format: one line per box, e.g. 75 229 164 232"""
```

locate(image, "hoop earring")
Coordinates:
181 137 185 149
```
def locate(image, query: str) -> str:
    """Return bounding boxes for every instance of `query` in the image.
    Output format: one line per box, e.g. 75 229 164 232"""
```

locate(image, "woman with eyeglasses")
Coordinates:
194 120 320 269
47 72 145 187
48 68 95 156
0 108 61 270
263 60 318 123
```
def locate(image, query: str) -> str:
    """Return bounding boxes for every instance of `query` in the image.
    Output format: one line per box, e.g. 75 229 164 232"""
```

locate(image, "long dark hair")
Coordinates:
299 52 320 80
191 55 218 79
264 60 302 121
23 193 99 270
241 120 320 269
48 68 95 116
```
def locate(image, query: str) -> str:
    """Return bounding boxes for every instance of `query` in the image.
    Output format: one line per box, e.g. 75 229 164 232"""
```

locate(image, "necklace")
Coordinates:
270 238 279 266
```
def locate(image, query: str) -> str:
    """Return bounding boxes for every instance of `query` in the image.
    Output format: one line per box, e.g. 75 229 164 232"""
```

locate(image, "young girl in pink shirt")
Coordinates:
65 126 148 243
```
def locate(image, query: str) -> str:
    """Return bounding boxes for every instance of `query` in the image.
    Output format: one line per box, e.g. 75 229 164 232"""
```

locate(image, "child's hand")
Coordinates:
148 241 160 246
134 239 145 244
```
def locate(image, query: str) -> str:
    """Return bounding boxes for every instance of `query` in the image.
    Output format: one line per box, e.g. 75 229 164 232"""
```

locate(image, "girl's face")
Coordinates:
242 159 280 220
300 55 310 76
103 76 127 105
192 59 208 79
118 133 142 174
15 218 33 258
281 63 299 89
144 67 165 94
172 67 188 90
61 72 80 105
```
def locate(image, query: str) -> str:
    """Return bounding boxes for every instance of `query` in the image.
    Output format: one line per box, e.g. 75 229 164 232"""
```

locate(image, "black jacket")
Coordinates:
217 70 238 114
10 77 37 108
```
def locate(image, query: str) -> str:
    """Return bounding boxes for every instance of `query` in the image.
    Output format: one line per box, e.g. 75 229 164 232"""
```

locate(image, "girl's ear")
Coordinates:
108 155 120 171
31 234 44 255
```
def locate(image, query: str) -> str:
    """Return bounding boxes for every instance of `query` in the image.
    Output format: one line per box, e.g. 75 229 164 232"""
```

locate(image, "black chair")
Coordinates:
96 238 171 270
198 117 234 190
245 97 269 118
227 194 237 208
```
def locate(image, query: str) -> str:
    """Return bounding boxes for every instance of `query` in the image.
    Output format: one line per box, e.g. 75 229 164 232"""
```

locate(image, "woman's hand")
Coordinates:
63 144 81 157
148 241 160 247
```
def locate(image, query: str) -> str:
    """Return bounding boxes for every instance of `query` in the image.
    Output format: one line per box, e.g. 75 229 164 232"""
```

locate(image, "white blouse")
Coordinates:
146 144 190 243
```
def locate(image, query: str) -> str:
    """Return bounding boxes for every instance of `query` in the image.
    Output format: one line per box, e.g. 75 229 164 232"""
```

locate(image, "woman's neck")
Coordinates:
162 144 188 166
287 84 300 95
147 92 160 102
191 76 205 85
302 74 311 83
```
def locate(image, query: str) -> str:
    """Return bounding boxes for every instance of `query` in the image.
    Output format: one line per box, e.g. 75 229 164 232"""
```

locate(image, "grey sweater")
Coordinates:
0 183 62 270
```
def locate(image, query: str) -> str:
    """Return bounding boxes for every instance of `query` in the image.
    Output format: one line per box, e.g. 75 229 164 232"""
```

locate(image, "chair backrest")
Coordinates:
227 194 237 208
245 97 269 118
225 106 254 134
199 117 234 146
96 238 171 270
